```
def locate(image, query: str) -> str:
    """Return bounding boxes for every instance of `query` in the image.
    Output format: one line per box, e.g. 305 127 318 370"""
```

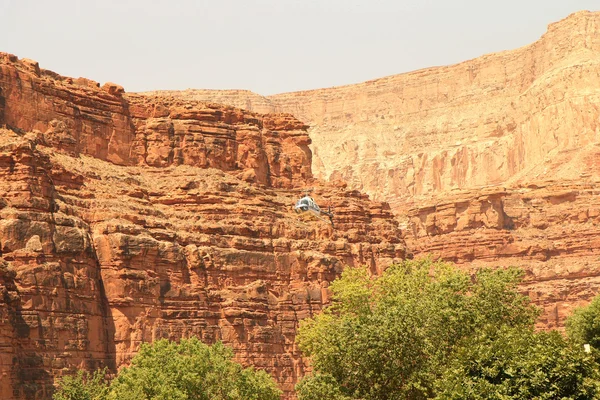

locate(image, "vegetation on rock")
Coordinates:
54 259 600 400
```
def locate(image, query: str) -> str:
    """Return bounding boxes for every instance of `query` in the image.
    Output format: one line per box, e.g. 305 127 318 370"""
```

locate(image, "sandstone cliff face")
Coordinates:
151 11 600 332
152 11 600 209
0 53 311 189
399 182 600 328
3 10 600 400
271 10 600 208
0 55 405 399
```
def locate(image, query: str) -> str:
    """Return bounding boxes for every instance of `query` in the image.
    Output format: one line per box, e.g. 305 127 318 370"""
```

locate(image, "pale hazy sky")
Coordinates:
1 1 598 95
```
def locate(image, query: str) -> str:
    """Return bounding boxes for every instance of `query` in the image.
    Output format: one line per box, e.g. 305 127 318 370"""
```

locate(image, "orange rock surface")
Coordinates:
399 182 600 329
150 12 599 203
3 9 600 400
156 11 600 330
0 55 405 399
150 11 600 209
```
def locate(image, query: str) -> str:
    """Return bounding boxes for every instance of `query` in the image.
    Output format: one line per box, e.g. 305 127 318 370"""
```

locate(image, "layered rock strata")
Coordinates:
399 181 600 328
3 10 600 400
149 11 600 209
146 11 600 331
0 52 311 189
0 55 405 399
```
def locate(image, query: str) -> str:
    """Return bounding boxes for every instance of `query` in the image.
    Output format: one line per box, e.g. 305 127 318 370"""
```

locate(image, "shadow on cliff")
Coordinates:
0 87 4 124
2 264 53 400
91 246 118 374
46 152 119 378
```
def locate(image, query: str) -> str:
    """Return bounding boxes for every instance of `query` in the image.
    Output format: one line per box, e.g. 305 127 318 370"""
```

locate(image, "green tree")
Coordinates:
296 259 540 400
53 339 281 400
107 338 281 400
53 368 110 400
295 373 350 400
436 326 600 399
567 295 600 350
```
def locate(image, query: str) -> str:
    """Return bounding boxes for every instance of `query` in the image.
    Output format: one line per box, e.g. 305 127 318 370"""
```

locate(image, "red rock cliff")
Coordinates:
0 55 406 399
0 53 311 189
151 11 600 331
150 11 600 207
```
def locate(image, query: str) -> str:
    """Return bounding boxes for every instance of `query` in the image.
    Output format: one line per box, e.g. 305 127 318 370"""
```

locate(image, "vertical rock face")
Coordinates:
0 54 311 188
4 10 600 399
125 94 312 188
154 11 600 332
0 55 405 399
0 134 113 400
269 10 600 207
154 11 600 207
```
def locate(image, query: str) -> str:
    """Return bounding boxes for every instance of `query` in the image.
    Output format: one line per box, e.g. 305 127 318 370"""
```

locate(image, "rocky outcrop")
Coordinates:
4 10 600 400
0 56 405 399
125 94 312 189
0 53 312 189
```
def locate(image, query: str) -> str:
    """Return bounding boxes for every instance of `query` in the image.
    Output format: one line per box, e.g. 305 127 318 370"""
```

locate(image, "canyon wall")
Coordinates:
399 182 600 328
152 10 600 209
3 9 600 400
145 11 600 331
0 54 405 399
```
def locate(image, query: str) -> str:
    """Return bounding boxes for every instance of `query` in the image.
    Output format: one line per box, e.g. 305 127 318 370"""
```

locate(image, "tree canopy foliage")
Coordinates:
296 259 600 400
437 326 599 399
53 338 281 400
567 294 600 350
53 368 110 400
